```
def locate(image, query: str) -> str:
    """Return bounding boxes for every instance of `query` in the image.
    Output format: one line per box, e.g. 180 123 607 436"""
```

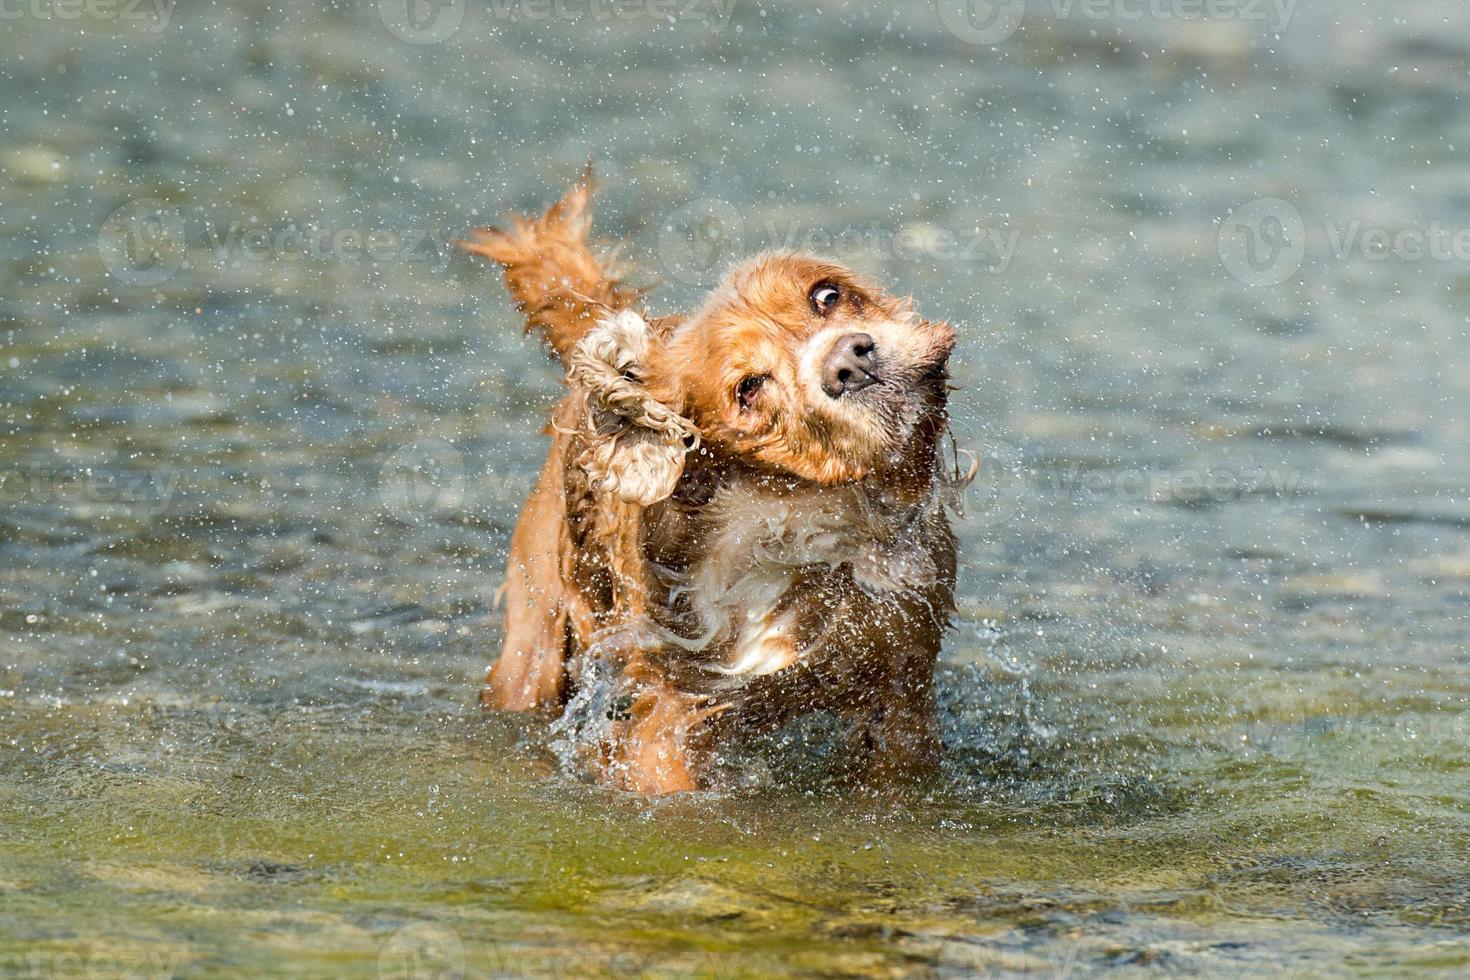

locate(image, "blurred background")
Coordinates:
2 0 1468 975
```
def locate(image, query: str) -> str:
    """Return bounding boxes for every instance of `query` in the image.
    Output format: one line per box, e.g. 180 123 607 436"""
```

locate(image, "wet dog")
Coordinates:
461 171 972 793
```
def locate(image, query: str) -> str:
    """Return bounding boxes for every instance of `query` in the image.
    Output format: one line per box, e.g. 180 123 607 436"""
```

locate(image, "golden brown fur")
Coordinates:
458 166 642 367
462 172 972 793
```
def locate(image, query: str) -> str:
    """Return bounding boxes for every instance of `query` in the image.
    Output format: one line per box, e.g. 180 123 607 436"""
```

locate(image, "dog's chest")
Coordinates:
676 481 941 679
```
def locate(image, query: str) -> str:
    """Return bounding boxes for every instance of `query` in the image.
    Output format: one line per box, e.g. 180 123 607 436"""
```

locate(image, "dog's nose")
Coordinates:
821 332 879 398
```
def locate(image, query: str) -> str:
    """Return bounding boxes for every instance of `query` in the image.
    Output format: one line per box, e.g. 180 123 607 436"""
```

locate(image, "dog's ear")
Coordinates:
569 310 697 506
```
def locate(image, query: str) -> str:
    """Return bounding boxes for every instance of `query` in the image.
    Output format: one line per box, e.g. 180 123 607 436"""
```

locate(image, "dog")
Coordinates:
460 170 973 794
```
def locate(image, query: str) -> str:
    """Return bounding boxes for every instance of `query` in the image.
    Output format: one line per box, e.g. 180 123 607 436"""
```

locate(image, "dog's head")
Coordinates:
571 255 956 504
653 254 956 484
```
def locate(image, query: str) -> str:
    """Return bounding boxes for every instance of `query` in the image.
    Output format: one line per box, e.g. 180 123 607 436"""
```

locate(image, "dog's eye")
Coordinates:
809 282 841 316
735 374 766 410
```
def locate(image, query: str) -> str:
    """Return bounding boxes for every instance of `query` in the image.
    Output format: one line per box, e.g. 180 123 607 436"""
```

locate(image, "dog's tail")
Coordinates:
459 166 641 367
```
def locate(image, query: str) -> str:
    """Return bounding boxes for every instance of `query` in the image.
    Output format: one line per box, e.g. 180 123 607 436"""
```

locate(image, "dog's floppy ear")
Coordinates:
569 310 697 506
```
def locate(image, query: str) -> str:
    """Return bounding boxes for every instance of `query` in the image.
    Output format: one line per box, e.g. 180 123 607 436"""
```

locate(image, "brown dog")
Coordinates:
461 172 972 794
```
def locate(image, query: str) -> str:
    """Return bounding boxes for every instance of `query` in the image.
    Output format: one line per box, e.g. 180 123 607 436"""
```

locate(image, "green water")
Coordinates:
2 1 1469 975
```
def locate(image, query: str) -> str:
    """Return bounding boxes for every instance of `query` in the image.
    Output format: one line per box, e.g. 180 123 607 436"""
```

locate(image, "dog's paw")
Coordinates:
570 310 697 506
580 423 688 506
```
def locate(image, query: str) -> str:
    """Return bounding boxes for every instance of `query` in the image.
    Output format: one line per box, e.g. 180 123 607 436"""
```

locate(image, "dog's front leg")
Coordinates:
607 681 718 794
846 682 942 785
835 599 946 785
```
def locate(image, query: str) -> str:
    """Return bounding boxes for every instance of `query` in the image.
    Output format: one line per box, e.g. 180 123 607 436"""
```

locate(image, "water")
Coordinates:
2 1 1469 975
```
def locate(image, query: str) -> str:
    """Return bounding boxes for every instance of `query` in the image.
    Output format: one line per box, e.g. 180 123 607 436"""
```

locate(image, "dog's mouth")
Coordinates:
820 348 952 469
866 350 951 406
919 356 950 387
833 356 947 394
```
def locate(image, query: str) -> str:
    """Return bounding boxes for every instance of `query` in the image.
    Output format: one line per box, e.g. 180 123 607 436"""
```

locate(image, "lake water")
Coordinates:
2 0 1468 975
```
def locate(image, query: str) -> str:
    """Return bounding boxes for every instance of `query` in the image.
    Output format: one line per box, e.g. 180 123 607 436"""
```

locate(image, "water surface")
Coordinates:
2 1 1469 975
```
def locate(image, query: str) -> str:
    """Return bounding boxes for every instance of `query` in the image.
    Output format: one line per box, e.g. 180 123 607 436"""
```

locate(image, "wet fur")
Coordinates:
461 172 972 793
